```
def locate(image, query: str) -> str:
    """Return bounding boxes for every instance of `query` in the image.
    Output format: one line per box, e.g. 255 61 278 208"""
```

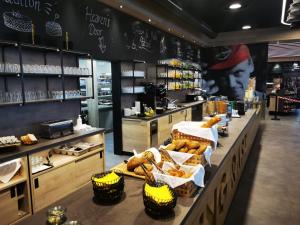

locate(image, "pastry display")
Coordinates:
0 136 21 148
166 139 209 155
20 134 38 145
201 116 221 128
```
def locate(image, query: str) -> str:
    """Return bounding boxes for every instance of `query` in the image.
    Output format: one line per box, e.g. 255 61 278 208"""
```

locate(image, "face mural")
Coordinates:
203 44 256 101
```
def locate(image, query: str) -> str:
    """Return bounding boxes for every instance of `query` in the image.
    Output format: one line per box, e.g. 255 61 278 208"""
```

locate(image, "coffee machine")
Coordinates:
156 84 167 108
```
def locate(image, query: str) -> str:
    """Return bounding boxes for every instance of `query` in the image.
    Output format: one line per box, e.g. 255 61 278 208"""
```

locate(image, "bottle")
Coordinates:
227 102 232 120
76 115 83 127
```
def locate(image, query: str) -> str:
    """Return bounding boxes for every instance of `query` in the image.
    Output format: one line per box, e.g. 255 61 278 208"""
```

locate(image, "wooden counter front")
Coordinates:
17 109 261 225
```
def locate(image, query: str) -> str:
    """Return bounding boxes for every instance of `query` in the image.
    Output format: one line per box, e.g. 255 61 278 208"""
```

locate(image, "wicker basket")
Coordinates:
91 171 124 204
161 153 206 166
143 182 177 218
175 181 198 197
167 129 213 166
172 129 213 144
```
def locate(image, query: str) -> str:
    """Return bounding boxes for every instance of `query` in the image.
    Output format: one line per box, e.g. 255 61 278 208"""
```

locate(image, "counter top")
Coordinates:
123 100 205 122
17 109 259 225
0 128 105 163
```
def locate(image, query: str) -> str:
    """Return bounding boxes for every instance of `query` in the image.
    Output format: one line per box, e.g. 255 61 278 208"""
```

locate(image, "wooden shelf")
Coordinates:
0 175 27 192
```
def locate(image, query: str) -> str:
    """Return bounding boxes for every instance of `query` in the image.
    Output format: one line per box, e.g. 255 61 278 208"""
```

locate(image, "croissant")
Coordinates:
195 145 208 155
201 116 221 128
173 139 187 150
165 143 176 151
186 140 200 149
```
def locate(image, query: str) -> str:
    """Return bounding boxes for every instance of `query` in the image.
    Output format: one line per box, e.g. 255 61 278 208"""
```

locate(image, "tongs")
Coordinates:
159 148 181 170
145 156 165 174
140 163 157 186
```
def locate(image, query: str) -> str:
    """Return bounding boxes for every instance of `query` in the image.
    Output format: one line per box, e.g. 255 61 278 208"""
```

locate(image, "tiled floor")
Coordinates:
224 109 300 225
104 132 128 170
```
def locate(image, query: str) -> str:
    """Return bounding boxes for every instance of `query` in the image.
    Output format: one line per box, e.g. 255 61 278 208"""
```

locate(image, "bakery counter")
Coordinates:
0 128 105 163
18 108 261 225
122 101 205 153
123 100 205 122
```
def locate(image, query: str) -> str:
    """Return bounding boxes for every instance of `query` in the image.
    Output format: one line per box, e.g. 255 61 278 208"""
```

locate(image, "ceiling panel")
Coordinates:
160 0 284 33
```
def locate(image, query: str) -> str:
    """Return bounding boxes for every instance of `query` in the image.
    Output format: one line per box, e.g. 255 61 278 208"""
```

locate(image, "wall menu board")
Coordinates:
0 0 202 63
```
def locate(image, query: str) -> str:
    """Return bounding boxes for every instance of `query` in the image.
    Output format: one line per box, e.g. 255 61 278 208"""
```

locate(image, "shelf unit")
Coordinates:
121 60 147 94
0 157 31 225
0 41 94 107
155 64 202 91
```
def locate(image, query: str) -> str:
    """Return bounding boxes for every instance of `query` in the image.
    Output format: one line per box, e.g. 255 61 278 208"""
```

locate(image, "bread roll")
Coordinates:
195 145 207 155
165 143 176 151
142 151 154 161
127 156 147 171
173 139 186 150
201 116 221 128
187 149 197 154
186 140 200 149
178 147 188 153
134 164 153 176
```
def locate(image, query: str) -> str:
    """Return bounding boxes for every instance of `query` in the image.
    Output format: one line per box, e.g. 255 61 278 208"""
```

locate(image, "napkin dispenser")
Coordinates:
40 120 74 139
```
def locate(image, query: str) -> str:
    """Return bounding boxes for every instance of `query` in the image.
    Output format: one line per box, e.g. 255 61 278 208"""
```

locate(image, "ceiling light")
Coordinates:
182 35 185 38
168 28 171 31
148 18 151 22
242 25 251 30
119 5 123 8
229 2 242 10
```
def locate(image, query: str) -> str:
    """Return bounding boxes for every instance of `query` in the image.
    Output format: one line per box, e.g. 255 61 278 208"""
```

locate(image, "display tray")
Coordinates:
0 142 21 149
52 143 101 156
111 162 145 180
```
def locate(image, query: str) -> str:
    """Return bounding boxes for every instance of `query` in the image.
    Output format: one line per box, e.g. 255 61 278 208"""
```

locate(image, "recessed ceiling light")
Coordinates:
148 18 151 22
229 2 242 10
242 25 251 30
120 5 123 8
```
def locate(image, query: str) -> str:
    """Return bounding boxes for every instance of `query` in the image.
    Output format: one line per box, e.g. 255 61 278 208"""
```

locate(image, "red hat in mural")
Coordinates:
209 44 251 70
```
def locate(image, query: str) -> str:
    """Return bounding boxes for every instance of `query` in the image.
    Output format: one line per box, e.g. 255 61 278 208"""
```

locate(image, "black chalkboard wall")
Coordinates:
0 0 202 63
